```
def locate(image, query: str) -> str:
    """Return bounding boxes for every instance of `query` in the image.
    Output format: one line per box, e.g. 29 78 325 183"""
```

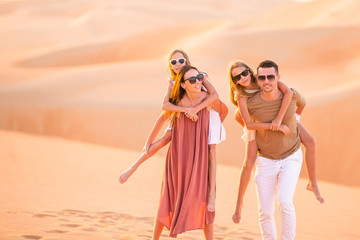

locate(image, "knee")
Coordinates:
162 131 172 144
208 145 216 163
234 110 244 126
243 155 256 171
304 136 316 150
157 135 171 148
242 160 254 172
278 199 295 214
259 207 274 222
208 144 216 152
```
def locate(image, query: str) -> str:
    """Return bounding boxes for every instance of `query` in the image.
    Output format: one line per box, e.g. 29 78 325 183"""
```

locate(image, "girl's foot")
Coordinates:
207 192 216 212
119 168 133 184
306 182 324 204
232 211 241 224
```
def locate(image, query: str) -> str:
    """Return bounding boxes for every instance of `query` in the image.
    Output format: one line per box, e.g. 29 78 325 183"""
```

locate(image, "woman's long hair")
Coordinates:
167 49 191 80
168 65 199 126
228 61 256 106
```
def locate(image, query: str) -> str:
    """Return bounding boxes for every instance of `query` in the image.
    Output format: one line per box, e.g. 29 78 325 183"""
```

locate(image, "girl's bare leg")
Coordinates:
119 130 172 183
203 223 214 240
207 144 217 212
298 123 324 204
151 220 164 240
234 108 244 127
232 140 257 223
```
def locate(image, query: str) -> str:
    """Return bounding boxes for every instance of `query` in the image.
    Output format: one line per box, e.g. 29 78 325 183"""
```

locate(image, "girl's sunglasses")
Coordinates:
184 73 204 84
232 69 250 82
170 58 186 66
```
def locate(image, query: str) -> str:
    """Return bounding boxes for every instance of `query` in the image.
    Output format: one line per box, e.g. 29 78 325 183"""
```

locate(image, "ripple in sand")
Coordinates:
82 227 97 232
99 219 116 225
45 230 69 234
34 213 57 218
61 209 86 215
60 223 81 228
22 235 42 240
58 218 70 222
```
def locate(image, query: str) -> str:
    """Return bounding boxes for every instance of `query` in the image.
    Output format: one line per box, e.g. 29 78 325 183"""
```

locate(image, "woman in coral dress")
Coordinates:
153 65 217 239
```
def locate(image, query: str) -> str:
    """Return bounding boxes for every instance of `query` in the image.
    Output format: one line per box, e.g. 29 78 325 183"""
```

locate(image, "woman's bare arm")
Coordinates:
211 99 228 122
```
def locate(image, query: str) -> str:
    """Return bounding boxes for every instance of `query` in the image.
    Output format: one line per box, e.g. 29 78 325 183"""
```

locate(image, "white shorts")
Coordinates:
165 124 172 132
241 126 256 143
208 108 226 145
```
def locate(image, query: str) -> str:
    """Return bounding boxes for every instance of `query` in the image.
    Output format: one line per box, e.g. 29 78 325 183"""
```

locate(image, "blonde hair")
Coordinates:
167 49 191 80
228 61 256 106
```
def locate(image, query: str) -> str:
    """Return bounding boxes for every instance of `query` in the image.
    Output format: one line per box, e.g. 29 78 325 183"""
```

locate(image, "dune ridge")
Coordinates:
17 20 228 68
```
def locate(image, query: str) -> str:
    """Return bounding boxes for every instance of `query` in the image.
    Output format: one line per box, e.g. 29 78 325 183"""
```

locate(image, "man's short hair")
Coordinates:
257 60 279 74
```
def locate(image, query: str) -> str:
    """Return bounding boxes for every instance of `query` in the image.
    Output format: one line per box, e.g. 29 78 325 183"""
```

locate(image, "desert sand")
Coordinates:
1 0 360 239
1 130 360 240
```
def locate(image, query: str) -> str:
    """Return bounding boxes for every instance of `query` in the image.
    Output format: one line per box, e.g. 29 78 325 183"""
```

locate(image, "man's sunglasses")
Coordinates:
184 73 204 84
257 75 276 81
232 69 250 82
170 58 186 66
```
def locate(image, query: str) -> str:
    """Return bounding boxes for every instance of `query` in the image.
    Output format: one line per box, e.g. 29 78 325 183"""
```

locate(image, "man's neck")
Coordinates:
260 88 282 101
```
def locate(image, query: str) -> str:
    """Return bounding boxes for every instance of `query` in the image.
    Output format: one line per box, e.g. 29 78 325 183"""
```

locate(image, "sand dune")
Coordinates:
1 130 360 239
17 20 227 68
249 0 360 29
1 0 360 238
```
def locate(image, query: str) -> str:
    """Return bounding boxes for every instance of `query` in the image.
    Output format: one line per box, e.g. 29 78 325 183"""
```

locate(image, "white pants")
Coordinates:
255 149 303 240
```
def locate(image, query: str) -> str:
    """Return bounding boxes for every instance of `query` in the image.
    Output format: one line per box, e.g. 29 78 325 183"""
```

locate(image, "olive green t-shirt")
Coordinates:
247 88 305 160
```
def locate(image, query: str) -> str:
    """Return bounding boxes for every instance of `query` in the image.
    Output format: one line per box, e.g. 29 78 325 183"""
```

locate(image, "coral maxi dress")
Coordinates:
156 107 215 237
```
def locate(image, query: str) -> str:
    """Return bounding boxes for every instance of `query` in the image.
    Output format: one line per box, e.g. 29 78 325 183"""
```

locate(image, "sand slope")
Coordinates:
1 130 360 239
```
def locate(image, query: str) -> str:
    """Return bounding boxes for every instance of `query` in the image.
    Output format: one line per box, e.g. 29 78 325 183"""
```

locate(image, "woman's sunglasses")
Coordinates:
232 69 250 82
170 58 186 66
257 74 276 81
184 73 204 84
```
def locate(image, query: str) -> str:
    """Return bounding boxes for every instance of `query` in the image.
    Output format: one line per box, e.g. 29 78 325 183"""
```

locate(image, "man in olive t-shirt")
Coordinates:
247 60 305 240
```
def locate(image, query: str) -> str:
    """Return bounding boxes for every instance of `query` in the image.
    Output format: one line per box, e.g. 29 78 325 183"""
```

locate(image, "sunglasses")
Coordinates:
184 73 204 84
170 58 186 66
257 74 276 81
232 69 250 82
